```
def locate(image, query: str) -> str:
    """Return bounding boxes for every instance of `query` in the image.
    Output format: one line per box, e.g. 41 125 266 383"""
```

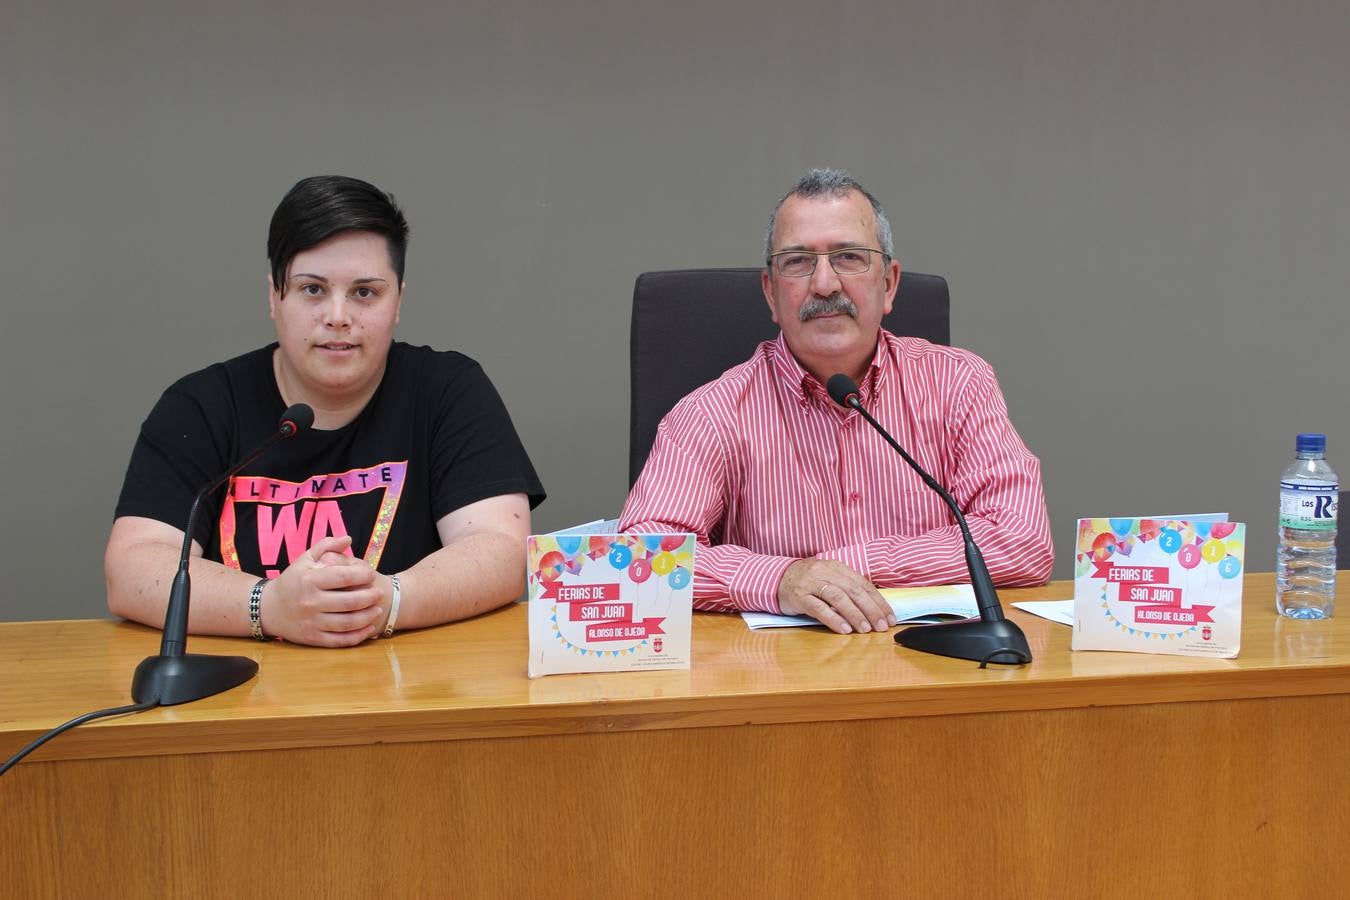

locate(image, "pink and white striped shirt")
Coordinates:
620 330 1054 614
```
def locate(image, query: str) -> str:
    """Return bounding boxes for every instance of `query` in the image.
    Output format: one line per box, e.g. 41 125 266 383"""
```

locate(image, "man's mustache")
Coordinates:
799 293 858 322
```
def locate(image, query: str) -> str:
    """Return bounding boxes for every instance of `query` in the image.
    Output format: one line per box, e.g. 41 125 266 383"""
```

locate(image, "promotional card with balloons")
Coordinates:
527 533 695 677
1072 517 1246 658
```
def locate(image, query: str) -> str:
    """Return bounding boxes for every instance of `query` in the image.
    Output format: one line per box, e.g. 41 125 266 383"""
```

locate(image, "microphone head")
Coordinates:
278 403 314 437
826 373 860 408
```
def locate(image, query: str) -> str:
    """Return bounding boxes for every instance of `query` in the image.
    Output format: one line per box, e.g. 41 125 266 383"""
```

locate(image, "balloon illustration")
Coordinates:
651 552 675 575
1218 556 1242 579
629 557 652 584
1210 522 1237 540
1158 528 1182 554
538 550 564 576
609 544 633 569
669 567 691 589
1177 543 1201 570
556 536 583 556
1078 522 1099 553
1171 522 1196 545
660 535 686 552
1200 539 1226 564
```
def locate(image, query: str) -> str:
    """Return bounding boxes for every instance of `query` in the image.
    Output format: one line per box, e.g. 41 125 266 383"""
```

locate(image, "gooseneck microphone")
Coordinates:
826 374 1031 667
131 403 315 705
2 405 316 775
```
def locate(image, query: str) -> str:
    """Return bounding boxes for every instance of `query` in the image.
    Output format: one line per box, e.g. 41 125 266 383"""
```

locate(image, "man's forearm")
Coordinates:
691 543 798 614
819 511 1054 589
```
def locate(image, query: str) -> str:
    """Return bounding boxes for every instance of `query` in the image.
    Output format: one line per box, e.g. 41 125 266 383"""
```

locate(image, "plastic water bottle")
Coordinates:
1276 433 1338 618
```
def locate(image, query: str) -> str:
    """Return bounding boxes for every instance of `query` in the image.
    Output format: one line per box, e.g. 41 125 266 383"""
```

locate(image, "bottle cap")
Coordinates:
1296 433 1327 454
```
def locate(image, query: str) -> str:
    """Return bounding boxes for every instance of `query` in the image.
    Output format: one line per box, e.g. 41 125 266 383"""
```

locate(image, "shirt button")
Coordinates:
850 492 861 503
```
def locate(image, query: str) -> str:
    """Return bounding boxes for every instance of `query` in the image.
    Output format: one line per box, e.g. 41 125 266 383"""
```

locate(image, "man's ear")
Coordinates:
761 267 780 326
881 259 901 316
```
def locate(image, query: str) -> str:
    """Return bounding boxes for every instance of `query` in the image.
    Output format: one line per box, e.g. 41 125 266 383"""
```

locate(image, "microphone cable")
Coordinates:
1 700 159 777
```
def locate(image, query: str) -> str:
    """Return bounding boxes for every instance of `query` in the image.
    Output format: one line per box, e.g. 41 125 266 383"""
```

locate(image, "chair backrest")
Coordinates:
628 267 951 486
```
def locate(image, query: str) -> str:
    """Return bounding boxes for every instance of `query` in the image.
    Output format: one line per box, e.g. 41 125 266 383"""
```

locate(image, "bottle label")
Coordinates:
1279 481 1339 529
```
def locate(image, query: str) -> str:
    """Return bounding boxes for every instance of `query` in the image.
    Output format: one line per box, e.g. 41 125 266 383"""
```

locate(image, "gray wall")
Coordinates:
3 1 1347 621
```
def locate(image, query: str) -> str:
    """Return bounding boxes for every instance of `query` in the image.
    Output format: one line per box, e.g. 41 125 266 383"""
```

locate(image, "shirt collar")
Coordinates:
769 331 891 409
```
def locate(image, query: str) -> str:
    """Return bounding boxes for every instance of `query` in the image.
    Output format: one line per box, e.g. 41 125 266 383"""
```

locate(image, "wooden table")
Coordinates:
3 572 1348 899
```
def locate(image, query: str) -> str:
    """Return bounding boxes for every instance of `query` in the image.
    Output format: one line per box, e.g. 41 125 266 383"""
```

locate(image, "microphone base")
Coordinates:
131 653 259 706
895 617 1032 667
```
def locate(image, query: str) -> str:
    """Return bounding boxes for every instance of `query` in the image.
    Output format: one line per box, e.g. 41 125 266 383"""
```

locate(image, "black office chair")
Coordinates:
628 267 951 485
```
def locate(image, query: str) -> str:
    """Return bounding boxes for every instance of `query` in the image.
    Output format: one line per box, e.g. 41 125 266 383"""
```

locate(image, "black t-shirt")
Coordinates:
115 342 545 577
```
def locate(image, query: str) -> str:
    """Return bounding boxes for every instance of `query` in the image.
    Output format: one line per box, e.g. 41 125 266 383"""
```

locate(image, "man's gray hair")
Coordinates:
763 168 894 263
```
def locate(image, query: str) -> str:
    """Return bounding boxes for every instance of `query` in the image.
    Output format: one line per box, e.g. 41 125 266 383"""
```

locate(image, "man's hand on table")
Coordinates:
776 558 895 635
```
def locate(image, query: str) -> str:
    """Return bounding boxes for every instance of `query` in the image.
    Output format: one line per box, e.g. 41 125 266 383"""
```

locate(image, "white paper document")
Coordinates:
550 518 621 536
1011 600 1075 627
742 583 978 630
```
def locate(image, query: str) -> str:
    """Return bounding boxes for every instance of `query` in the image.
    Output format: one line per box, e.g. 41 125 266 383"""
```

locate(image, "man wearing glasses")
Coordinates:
620 169 1052 634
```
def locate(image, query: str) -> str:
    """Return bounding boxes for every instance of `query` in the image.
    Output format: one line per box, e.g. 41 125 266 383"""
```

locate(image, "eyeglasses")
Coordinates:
767 247 884 278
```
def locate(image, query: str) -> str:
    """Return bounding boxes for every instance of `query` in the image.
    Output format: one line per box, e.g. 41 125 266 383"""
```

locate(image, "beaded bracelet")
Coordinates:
249 578 270 641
